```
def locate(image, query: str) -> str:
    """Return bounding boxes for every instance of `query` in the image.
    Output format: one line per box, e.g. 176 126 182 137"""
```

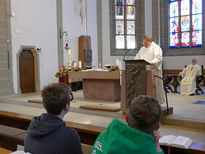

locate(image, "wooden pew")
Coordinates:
0 147 13 154
163 69 205 86
0 110 205 154
0 110 105 145
0 124 25 151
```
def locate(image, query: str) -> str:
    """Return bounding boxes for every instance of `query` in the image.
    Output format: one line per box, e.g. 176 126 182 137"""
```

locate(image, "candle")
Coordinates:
68 49 71 67
79 61 82 68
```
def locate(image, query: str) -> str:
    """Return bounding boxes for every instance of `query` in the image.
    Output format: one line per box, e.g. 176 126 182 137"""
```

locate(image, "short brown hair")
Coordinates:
143 36 153 42
42 83 71 115
128 95 161 134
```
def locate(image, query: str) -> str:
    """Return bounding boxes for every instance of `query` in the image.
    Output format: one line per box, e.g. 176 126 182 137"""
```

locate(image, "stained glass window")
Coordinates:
115 0 136 49
170 17 179 33
181 0 190 16
116 21 124 34
170 33 179 48
169 0 202 48
116 36 125 49
170 1 179 17
181 16 190 32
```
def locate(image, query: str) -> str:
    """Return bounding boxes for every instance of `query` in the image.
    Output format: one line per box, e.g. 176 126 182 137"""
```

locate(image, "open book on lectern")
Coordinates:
159 135 193 149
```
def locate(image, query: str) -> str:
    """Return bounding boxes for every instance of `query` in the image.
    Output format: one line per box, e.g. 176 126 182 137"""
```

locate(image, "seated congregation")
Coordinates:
22 83 163 154
1 83 205 154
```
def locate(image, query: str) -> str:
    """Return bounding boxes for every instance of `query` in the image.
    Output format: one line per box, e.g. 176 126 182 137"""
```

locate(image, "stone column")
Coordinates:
0 0 14 95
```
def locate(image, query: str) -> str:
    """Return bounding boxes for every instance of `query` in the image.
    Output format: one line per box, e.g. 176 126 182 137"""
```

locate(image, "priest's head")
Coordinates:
127 95 161 135
41 83 71 118
192 58 198 65
143 36 153 48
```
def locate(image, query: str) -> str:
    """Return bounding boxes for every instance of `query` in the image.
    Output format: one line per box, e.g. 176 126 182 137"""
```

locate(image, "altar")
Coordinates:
68 71 121 102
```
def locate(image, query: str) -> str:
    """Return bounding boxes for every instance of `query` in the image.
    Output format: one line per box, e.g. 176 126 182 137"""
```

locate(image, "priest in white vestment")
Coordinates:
179 58 201 95
134 36 165 104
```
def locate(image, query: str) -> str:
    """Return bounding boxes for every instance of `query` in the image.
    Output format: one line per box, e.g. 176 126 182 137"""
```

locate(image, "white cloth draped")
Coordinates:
134 42 165 104
180 64 201 95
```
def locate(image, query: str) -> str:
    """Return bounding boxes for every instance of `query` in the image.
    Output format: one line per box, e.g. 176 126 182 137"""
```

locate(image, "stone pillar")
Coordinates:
145 0 152 37
0 0 14 95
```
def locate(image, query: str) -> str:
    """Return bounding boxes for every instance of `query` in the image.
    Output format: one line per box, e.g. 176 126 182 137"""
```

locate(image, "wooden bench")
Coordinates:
0 125 26 151
0 147 13 154
163 69 205 87
0 110 205 154
0 110 105 145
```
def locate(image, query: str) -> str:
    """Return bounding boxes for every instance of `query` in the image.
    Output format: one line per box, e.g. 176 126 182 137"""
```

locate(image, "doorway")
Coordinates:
19 50 35 93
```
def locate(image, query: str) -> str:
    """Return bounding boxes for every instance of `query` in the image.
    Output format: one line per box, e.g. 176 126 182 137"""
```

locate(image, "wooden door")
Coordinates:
19 50 35 93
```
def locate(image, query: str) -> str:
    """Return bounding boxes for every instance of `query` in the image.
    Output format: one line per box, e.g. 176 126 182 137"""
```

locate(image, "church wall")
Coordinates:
0 0 14 95
62 0 98 68
163 56 205 69
11 0 58 93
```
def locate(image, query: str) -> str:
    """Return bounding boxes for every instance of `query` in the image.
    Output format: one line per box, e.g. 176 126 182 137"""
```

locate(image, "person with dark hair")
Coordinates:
24 83 83 154
91 95 163 154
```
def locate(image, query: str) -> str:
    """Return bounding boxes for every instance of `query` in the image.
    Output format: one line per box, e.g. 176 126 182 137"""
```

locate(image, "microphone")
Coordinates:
123 46 138 61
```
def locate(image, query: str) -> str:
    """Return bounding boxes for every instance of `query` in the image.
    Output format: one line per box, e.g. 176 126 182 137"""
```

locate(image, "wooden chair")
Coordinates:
195 65 204 95
164 75 174 93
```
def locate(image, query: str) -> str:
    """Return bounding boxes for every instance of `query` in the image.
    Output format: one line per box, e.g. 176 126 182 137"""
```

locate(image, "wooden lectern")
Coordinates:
121 60 157 115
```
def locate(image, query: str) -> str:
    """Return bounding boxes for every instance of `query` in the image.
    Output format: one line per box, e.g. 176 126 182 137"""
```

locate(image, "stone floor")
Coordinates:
0 90 205 143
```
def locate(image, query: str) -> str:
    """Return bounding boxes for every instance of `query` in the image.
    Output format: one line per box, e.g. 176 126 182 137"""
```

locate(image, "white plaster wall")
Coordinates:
11 0 58 93
62 0 98 68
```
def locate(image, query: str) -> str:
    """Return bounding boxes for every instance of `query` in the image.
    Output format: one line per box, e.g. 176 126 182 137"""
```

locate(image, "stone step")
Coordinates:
70 103 123 119
161 114 205 131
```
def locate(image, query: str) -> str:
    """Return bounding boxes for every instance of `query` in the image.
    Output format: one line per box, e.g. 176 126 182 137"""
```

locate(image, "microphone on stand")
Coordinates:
123 46 138 61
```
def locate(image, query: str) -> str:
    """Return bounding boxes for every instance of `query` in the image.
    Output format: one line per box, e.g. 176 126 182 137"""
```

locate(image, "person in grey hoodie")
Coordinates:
24 83 83 154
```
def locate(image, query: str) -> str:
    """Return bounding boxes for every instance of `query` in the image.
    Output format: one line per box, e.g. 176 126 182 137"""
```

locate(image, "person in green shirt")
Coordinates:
91 95 164 154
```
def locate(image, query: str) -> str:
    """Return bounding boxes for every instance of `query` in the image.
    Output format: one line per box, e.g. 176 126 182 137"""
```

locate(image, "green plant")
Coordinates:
55 65 68 78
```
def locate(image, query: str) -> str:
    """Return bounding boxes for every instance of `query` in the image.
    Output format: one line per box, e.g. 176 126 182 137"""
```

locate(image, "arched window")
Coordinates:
169 0 202 48
115 0 136 49
110 0 144 56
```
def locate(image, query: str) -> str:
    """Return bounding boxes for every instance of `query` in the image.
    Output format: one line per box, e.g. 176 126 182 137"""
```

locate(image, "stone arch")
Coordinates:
16 46 40 94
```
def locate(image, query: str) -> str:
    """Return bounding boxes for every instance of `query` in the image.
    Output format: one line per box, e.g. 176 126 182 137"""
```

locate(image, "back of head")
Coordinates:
42 83 71 115
128 95 161 135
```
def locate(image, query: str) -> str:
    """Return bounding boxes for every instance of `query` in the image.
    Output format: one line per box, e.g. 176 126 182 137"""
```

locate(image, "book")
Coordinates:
159 135 193 149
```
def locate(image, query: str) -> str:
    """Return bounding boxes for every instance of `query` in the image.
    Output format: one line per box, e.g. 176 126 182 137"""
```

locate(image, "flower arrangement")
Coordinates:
110 65 120 72
70 66 82 72
55 65 68 78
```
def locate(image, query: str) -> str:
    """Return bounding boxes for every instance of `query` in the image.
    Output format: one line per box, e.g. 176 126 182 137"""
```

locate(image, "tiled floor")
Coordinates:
0 90 205 143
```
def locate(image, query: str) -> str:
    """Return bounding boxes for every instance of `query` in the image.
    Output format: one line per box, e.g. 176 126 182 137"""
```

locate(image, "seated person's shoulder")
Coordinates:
63 126 79 137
